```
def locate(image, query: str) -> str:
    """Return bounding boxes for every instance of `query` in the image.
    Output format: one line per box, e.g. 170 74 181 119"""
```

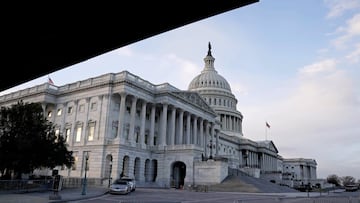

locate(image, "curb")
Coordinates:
50 190 109 203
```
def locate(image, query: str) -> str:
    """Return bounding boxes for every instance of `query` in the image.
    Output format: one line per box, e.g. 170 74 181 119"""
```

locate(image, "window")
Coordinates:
57 108 62 116
67 106 73 114
90 102 97 111
76 125 82 142
145 132 148 144
55 129 60 142
112 121 118 138
126 106 131 114
135 131 139 143
79 104 85 112
88 123 95 141
114 102 120 111
47 111 52 118
65 128 71 142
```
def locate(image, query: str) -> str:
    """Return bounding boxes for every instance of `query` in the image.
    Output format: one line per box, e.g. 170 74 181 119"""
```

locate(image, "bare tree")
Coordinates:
341 176 356 186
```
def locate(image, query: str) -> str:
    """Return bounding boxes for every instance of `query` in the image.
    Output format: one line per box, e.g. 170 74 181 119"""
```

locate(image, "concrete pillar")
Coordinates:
149 104 156 146
199 118 204 147
215 129 219 156
118 93 127 139
178 110 184 144
170 106 176 145
129 96 138 144
193 116 197 145
186 113 191 144
160 103 168 146
139 101 147 147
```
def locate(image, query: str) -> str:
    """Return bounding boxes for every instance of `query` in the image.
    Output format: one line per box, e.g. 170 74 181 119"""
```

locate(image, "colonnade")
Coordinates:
242 150 279 172
116 93 219 152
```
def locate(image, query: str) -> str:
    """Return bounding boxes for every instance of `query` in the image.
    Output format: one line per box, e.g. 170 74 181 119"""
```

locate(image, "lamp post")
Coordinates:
108 156 113 188
81 153 89 195
207 139 215 159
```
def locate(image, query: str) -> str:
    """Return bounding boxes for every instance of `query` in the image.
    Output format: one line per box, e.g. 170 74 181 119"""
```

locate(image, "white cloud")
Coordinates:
325 0 360 18
242 59 360 178
299 59 337 75
332 13 360 48
346 43 360 63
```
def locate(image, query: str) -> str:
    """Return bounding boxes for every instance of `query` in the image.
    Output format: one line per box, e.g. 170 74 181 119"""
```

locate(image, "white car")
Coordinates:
121 177 136 191
109 179 131 195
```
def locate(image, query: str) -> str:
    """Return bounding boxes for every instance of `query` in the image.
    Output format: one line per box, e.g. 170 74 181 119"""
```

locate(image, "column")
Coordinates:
96 95 104 140
192 116 197 145
41 103 46 117
229 116 233 131
210 123 215 144
204 122 209 156
178 110 184 144
118 93 127 138
139 101 147 147
186 113 191 144
222 115 226 131
199 118 204 147
149 104 156 146
159 103 168 146
70 100 79 145
215 129 219 155
170 107 176 145
129 96 137 144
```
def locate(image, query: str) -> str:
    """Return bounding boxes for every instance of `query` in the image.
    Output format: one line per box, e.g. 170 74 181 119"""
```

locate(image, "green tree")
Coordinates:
326 174 341 186
0 101 74 179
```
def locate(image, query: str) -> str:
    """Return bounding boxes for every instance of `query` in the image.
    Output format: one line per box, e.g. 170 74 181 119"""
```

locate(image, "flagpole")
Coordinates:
265 125 267 141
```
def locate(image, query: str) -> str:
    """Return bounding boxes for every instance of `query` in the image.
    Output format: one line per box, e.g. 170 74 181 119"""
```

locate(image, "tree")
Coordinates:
0 101 74 179
326 174 340 186
341 176 356 186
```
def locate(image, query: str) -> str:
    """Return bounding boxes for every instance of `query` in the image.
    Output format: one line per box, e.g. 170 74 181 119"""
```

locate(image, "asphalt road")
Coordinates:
68 188 360 203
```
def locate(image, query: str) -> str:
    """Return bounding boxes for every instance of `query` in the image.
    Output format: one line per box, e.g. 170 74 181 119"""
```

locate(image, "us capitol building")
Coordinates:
0 43 318 188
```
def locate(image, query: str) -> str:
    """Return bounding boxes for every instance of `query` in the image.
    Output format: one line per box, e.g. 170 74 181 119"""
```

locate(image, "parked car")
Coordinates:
121 176 136 191
109 179 131 194
344 184 358 192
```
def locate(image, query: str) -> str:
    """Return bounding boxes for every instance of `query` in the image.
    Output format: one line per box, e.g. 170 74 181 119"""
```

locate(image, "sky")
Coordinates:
1 0 359 180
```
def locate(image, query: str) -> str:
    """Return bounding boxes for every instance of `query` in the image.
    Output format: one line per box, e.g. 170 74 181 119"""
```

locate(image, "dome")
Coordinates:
188 42 232 93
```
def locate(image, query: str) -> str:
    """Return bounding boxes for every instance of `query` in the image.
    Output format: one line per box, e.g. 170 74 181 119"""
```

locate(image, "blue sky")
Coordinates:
1 0 359 180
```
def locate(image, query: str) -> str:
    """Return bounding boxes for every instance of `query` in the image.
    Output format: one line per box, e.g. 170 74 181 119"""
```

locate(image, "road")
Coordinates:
68 188 360 203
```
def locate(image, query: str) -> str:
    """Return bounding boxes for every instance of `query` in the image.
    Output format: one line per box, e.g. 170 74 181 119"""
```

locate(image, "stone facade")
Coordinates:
282 158 318 187
0 44 318 188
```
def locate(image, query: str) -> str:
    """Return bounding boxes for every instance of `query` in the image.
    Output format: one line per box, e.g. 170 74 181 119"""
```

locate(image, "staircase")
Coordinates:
209 168 298 193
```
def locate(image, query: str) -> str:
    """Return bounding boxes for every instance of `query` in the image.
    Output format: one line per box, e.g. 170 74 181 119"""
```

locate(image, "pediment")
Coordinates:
171 91 215 113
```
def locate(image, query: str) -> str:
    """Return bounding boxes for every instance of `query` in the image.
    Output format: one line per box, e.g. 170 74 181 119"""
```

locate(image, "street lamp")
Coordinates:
207 139 215 159
108 156 113 188
81 152 89 195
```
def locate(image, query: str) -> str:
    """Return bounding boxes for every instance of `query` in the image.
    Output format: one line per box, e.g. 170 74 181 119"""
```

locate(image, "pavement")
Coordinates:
0 187 356 203
0 186 109 203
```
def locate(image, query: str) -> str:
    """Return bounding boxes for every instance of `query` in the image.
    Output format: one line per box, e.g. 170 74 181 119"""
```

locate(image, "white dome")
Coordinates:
188 43 232 93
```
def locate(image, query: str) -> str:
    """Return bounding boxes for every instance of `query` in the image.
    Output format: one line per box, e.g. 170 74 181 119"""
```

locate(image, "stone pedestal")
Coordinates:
194 159 228 185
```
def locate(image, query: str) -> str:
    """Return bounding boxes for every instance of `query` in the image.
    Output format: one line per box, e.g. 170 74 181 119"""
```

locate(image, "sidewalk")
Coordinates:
0 186 109 203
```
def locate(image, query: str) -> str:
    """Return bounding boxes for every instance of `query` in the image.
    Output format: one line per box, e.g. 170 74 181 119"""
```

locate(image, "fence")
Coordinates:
0 179 52 193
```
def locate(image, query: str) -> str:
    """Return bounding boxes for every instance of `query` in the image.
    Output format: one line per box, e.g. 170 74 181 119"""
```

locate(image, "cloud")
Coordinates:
242 59 360 178
325 0 360 18
346 43 360 63
299 59 337 75
332 13 360 48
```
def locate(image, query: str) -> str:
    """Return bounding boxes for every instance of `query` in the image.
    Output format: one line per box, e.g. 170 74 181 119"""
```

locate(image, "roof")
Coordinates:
1 1 258 93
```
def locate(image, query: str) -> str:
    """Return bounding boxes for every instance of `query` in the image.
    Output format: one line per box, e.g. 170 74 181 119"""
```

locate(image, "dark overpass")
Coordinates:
1 1 258 92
